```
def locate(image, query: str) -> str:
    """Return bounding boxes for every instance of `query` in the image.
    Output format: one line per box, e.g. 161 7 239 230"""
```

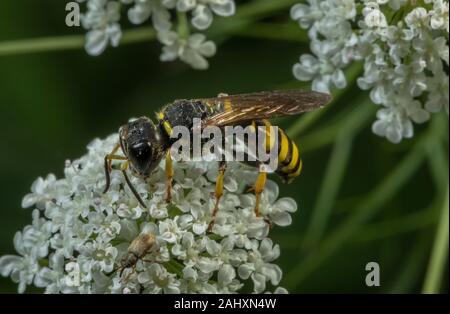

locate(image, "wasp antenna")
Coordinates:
103 155 112 194
122 170 147 208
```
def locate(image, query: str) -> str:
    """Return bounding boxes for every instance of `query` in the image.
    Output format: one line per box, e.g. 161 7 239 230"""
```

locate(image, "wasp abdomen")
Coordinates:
246 120 302 182
276 127 302 182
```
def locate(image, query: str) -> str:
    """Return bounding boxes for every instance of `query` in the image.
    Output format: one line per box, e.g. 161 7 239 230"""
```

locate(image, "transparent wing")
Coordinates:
198 90 331 127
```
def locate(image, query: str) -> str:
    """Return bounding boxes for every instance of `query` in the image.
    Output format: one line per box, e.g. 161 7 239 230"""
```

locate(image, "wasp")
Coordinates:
103 90 331 230
115 232 158 281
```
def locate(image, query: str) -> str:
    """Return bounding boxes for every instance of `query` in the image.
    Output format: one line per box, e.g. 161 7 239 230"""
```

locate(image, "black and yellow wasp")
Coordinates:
103 90 331 229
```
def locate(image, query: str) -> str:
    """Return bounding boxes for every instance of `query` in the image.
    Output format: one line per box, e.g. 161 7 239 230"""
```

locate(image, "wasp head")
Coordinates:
119 117 166 177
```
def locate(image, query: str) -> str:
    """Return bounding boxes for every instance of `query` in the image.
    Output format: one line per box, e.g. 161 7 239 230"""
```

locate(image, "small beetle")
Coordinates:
116 232 158 281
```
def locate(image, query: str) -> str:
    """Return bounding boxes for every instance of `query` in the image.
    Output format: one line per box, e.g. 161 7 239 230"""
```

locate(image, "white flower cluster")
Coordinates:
291 0 449 143
75 0 236 69
0 134 294 294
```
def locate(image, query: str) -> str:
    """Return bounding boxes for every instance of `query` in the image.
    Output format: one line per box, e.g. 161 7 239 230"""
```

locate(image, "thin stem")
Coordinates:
177 11 190 39
283 128 430 289
0 27 156 57
422 188 449 294
352 206 439 243
278 203 438 250
296 99 375 153
234 23 309 42
303 132 353 247
0 0 298 57
389 233 430 293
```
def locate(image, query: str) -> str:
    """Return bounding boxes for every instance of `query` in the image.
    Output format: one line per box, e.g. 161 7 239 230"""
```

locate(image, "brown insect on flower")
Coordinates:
115 232 159 282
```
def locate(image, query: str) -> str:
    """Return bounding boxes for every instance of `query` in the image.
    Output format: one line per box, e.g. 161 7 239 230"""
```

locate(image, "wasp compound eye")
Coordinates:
129 142 153 175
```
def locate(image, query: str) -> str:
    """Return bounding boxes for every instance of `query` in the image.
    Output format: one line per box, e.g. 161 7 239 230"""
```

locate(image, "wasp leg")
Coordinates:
207 161 227 232
103 143 127 193
165 150 174 203
121 161 147 208
253 170 267 218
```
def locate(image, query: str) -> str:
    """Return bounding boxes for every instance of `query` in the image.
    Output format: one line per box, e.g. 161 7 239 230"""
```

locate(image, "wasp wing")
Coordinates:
198 90 331 127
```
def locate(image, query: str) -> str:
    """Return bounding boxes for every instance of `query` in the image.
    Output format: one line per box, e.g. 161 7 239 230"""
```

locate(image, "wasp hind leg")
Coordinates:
165 150 174 203
253 169 267 218
207 161 227 232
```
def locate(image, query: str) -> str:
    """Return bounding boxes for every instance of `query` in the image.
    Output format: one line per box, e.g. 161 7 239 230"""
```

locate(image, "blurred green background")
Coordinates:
0 0 448 293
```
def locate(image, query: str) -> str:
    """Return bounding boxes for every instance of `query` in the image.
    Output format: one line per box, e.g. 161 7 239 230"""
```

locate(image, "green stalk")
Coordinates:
177 12 190 39
234 23 308 43
303 132 353 247
0 27 156 57
283 127 431 289
422 188 449 294
0 0 299 57
297 101 375 153
389 233 430 293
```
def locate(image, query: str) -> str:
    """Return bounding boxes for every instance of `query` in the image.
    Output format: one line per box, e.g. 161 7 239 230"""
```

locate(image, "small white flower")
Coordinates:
429 0 449 32
291 0 449 143
138 263 181 293
158 31 217 69
77 0 235 69
82 0 122 56
238 238 282 293
1 134 293 293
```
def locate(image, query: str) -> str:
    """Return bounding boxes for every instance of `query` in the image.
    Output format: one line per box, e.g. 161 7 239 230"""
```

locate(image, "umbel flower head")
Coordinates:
0 134 294 294
291 0 449 143
75 0 236 69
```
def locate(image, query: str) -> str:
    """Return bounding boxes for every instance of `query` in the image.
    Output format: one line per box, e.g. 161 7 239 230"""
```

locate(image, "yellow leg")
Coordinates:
120 161 129 171
254 171 267 217
208 162 227 232
106 143 121 169
165 150 174 203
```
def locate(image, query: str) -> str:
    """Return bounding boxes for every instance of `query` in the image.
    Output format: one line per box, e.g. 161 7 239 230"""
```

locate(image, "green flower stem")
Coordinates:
352 205 439 244
390 233 430 293
234 22 309 43
295 99 376 153
0 0 298 57
177 12 190 39
283 123 433 289
422 188 449 294
426 136 449 195
0 34 85 57
0 27 156 57
303 132 353 248
278 202 439 250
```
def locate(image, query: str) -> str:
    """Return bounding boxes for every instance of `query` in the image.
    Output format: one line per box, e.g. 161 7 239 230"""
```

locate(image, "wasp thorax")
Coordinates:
119 117 166 177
